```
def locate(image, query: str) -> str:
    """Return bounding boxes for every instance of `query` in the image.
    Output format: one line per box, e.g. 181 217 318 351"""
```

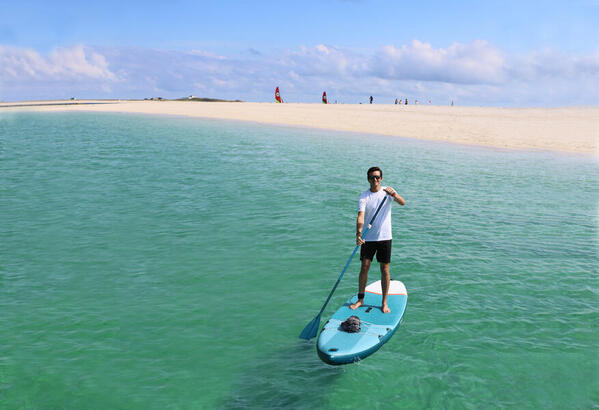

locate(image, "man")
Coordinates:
350 166 406 313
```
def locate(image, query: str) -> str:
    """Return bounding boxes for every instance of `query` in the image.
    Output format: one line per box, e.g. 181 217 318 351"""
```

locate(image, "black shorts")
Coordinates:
360 240 392 264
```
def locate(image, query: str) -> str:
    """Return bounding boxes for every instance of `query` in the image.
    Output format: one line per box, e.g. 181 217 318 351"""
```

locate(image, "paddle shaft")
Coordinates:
315 195 389 317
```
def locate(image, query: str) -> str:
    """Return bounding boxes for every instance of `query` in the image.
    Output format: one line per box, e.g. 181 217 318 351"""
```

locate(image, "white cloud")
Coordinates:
190 50 227 60
508 48 599 80
370 40 507 84
0 45 117 82
0 41 597 106
282 44 360 78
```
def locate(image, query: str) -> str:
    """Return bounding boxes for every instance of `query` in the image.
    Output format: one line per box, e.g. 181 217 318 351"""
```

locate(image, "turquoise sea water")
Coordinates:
1 112 598 409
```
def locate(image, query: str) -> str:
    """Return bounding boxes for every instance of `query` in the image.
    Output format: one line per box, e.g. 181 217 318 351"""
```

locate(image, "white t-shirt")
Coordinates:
358 187 393 242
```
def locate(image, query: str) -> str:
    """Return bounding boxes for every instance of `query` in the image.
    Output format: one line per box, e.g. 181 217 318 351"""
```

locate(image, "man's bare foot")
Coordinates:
350 300 364 310
382 304 391 313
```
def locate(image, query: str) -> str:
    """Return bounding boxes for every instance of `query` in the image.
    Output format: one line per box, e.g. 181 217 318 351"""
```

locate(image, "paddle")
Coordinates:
299 194 389 340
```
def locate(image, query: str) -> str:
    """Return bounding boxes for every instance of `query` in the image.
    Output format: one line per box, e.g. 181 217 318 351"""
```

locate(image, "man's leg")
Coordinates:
380 263 391 313
350 258 371 310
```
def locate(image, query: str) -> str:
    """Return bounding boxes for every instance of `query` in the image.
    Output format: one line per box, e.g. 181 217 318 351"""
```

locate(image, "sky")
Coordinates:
1 0 598 106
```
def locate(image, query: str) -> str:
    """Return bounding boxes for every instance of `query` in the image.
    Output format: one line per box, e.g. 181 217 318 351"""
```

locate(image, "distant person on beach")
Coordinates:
369 96 373 104
395 98 398 105
350 167 406 314
405 99 408 105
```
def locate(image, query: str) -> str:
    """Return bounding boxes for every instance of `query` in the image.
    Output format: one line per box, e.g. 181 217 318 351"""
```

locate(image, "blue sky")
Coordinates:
1 0 598 105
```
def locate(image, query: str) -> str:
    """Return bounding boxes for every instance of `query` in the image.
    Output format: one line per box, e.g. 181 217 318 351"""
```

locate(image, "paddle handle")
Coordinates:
316 195 389 316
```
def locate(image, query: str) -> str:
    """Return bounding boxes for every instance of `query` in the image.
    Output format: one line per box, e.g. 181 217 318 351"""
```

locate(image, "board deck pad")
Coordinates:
317 280 407 365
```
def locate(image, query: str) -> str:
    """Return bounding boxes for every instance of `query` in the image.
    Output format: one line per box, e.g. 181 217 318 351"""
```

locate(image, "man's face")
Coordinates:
368 171 382 188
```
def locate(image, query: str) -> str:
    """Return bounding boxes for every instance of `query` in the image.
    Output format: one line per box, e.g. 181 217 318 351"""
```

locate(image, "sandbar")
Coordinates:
2 100 597 155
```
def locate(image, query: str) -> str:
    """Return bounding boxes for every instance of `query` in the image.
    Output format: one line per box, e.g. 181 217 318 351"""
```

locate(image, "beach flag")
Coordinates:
322 91 328 104
275 87 283 103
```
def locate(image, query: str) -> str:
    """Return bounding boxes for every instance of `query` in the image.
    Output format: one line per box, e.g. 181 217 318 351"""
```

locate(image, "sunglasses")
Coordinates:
368 175 382 180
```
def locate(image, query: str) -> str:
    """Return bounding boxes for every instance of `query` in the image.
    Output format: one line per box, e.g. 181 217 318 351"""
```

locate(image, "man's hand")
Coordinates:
385 186 406 205
356 233 365 246
384 186 397 197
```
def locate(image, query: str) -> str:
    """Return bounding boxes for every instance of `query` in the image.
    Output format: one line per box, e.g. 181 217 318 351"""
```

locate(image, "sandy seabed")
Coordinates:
2 100 597 155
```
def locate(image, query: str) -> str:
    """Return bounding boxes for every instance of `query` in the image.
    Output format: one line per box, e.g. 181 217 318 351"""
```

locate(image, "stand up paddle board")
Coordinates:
317 280 407 365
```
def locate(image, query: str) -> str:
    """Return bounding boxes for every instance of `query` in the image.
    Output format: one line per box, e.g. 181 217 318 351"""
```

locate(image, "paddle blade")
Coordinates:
299 314 321 340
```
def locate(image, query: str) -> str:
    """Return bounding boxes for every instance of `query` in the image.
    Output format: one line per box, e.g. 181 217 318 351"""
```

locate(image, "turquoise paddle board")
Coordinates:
317 280 407 365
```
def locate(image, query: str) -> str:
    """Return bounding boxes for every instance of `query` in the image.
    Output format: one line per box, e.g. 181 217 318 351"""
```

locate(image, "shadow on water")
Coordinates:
221 340 343 409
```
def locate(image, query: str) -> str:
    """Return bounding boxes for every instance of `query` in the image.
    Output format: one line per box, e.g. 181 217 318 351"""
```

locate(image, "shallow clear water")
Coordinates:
1 112 597 409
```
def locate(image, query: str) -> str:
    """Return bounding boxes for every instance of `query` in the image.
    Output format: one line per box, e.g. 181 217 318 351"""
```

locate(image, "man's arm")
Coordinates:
356 211 365 245
383 187 406 206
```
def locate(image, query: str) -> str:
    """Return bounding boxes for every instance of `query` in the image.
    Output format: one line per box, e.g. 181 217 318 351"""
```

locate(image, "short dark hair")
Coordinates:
367 166 382 179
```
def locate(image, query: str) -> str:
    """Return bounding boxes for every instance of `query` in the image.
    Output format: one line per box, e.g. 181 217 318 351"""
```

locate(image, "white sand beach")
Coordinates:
2 100 597 155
